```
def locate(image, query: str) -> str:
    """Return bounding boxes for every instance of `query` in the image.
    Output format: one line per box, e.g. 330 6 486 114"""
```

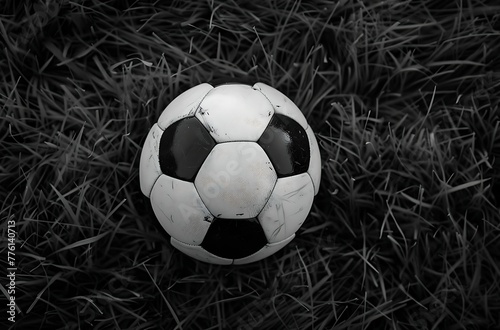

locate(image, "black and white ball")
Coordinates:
139 83 321 265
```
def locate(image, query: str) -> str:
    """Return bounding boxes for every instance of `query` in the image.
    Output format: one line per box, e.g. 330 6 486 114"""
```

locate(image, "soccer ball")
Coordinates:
139 82 321 265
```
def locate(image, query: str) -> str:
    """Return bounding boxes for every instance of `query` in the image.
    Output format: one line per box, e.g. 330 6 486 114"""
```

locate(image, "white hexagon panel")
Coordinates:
195 84 274 142
253 82 308 130
258 173 315 243
139 123 163 197
194 142 277 219
158 83 213 130
306 126 322 195
150 175 213 245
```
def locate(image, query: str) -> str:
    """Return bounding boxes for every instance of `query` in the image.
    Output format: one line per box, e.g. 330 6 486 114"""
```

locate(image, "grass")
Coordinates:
1 0 500 329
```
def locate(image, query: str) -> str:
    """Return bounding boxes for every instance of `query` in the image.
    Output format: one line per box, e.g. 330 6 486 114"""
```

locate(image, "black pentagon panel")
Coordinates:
257 114 310 177
159 117 216 182
201 218 268 259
